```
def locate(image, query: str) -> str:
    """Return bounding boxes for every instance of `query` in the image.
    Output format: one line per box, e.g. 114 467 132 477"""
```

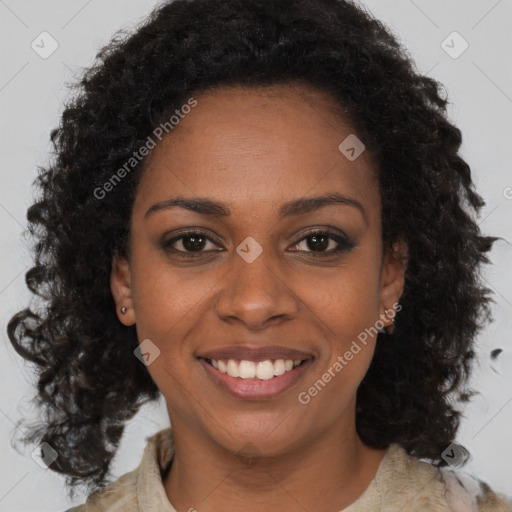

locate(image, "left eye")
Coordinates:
289 230 355 256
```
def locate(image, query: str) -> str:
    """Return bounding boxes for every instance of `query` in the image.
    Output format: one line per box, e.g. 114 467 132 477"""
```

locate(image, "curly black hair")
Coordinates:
8 0 497 498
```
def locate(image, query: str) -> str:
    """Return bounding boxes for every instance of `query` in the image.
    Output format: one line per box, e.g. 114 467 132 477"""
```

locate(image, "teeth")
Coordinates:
274 359 285 376
208 358 305 379
256 360 274 380
238 360 255 379
227 359 240 378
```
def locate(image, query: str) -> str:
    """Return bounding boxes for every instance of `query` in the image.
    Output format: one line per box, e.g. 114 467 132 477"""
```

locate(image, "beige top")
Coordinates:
67 428 512 512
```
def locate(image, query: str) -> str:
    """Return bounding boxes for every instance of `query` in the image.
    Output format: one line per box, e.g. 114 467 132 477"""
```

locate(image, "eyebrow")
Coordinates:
145 192 368 224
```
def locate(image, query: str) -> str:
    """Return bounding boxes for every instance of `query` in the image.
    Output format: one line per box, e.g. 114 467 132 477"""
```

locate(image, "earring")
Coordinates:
121 307 127 315
385 323 395 334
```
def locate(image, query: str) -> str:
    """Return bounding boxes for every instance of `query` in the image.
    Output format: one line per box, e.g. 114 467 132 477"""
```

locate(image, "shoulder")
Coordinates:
65 468 139 512
65 427 175 512
358 443 512 512
439 466 512 512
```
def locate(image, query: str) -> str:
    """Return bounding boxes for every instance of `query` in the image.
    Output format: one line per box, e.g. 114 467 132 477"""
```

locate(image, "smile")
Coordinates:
209 358 304 379
198 356 314 399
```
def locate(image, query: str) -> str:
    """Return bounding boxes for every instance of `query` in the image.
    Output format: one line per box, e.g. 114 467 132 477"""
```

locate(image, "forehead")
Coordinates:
136 84 380 220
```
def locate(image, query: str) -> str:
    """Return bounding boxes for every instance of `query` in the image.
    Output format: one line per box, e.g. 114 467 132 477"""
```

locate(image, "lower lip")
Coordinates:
198 358 314 400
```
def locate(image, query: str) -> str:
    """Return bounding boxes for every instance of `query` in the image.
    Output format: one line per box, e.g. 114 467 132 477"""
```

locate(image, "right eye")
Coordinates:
161 229 223 258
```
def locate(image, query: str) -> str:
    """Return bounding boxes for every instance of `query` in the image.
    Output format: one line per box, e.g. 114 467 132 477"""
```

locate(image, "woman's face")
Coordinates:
111 83 406 456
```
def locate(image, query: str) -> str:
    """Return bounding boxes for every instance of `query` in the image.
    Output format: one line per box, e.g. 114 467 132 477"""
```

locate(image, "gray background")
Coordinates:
1 1 511 510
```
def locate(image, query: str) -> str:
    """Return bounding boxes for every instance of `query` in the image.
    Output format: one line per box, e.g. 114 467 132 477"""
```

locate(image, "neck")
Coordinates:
163 415 387 512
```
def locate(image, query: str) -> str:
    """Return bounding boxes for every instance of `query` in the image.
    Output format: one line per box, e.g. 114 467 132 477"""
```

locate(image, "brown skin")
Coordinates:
111 83 408 512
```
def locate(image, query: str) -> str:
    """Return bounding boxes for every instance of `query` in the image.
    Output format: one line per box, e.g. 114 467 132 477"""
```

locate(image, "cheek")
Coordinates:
130 246 207 339
128 255 203 405
298 252 382 384
295 273 380 415
306 258 381 336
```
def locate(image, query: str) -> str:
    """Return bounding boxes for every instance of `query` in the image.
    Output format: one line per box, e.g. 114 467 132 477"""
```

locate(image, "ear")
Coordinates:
378 239 408 332
110 252 136 326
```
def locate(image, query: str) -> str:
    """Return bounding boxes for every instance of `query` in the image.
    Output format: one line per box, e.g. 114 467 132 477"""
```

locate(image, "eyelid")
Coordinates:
161 226 356 258
291 229 356 255
161 228 222 252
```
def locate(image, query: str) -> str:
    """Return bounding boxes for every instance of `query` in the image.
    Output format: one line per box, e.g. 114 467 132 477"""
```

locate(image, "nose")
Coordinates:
214 244 300 330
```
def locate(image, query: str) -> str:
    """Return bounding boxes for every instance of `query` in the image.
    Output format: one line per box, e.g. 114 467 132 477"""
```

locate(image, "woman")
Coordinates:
8 0 512 510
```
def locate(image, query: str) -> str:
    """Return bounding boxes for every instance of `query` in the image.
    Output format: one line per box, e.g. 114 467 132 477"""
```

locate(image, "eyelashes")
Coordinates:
162 229 222 258
288 230 357 256
161 228 357 260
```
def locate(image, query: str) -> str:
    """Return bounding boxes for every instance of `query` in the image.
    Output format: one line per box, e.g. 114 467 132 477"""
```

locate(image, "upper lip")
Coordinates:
197 345 314 362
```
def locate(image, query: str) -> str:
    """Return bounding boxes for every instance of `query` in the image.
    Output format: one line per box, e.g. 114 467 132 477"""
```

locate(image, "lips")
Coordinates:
196 345 315 399
197 345 313 362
